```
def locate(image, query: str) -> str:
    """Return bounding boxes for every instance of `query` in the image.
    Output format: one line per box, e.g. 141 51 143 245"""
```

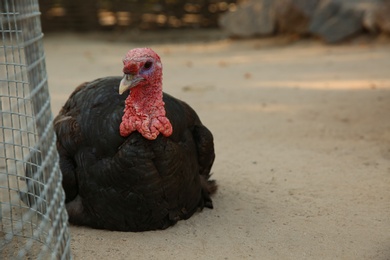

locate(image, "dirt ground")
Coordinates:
43 32 390 259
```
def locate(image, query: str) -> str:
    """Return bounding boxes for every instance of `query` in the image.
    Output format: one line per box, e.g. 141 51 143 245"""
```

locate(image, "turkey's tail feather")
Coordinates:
192 123 217 210
200 175 217 209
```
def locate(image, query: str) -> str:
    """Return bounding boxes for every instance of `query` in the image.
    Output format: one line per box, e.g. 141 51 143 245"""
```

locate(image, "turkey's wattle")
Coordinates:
119 48 172 140
53 47 216 231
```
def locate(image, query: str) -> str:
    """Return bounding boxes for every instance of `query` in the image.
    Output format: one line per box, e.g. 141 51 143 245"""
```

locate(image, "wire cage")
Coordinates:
0 0 71 259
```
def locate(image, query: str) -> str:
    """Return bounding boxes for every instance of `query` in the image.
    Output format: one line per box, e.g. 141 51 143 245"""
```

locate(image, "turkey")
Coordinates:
54 48 216 231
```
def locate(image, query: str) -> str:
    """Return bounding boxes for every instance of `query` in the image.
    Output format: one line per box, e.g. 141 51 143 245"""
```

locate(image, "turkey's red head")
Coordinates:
119 48 172 140
119 48 162 95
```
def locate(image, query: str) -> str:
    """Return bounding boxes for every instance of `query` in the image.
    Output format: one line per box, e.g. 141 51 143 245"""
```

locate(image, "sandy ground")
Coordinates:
43 32 390 259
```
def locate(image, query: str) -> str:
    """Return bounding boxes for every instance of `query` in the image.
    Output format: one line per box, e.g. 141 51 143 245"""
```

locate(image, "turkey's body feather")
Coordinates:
54 77 215 231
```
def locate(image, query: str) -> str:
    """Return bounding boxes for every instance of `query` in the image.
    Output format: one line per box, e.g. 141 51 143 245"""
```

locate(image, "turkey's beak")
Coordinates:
119 74 144 95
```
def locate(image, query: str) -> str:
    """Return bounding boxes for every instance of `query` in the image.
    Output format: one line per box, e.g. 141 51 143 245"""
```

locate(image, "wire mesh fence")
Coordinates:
0 0 71 259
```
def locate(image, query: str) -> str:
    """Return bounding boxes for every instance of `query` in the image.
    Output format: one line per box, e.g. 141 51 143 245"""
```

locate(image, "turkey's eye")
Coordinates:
144 61 153 70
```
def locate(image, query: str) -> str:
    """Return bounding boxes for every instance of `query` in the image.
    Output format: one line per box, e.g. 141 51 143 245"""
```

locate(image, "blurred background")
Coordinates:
38 0 390 43
39 0 240 32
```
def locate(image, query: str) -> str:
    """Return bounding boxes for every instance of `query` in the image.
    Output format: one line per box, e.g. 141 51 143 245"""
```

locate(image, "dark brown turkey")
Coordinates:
53 48 216 231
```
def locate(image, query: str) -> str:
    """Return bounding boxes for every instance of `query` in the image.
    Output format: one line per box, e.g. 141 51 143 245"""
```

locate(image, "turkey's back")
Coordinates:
54 77 212 231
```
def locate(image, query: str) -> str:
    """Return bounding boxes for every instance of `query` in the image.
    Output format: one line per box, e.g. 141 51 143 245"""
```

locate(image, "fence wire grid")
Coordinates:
0 0 71 259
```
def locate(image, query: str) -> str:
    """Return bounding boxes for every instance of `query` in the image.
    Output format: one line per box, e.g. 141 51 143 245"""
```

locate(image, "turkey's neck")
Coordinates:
129 82 163 113
119 82 173 140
